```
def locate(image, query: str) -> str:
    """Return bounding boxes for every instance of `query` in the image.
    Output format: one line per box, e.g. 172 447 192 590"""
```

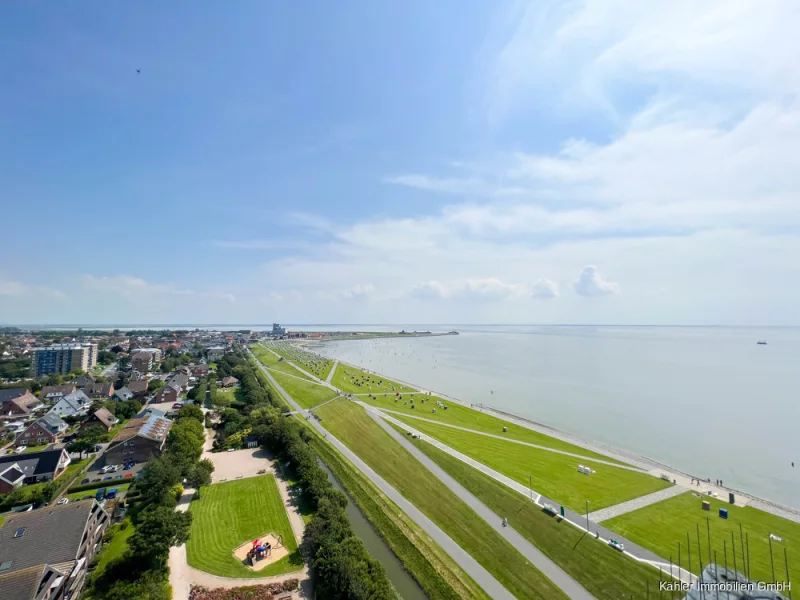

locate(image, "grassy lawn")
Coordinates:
330 363 416 395
95 519 135 573
104 419 129 442
266 342 335 380
186 476 303 578
252 344 315 381
396 418 670 512
361 395 625 464
14 444 50 454
308 432 488 600
605 492 800 584
315 399 569 600
65 482 132 501
268 369 338 409
401 426 669 599
215 386 244 404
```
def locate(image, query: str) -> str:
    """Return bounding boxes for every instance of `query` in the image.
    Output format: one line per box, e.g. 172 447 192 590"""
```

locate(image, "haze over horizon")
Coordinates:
2 1 799 326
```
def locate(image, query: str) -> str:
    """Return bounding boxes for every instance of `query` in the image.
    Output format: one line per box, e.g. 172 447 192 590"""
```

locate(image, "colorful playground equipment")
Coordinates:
245 535 283 566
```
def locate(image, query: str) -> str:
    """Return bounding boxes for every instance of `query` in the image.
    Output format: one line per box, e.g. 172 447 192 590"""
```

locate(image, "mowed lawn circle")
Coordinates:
186 476 303 578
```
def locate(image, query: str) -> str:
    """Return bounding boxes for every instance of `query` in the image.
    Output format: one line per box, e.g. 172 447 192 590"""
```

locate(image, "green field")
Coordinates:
186 476 302 578
361 395 625 464
315 399 569 600
215 386 244 404
95 519 135 573
309 432 488 600
251 345 314 381
395 418 670 512
400 426 669 599
330 363 417 395
605 492 800 584
266 342 334 380
268 369 338 409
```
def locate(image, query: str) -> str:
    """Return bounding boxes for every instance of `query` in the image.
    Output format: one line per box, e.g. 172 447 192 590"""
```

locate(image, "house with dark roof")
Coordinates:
0 449 71 495
0 390 43 422
221 376 239 388
79 407 117 434
83 381 114 399
0 499 109 600
154 382 180 404
104 408 172 465
71 374 95 389
126 378 149 398
15 414 68 447
39 384 76 402
166 371 189 391
47 390 91 419
113 386 134 402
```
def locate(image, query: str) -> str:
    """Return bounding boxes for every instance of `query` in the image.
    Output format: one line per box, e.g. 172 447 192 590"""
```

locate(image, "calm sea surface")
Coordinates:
304 326 800 509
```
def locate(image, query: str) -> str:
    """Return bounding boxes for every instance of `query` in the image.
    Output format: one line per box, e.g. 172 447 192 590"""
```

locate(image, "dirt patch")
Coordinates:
231 533 288 571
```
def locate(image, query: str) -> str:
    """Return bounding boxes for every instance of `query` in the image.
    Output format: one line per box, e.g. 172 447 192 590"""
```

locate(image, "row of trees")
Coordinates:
215 347 394 598
86 404 213 600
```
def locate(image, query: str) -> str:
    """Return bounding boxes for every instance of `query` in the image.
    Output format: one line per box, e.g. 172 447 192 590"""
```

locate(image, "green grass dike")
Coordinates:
360 392 627 464
314 398 570 600
604 491 800 585
391 417 671 512
330 363 417 395
186 476 303 578
398 425 670 600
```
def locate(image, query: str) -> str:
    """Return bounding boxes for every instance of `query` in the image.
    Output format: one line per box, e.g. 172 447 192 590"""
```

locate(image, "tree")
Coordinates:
137 456 182 506
97 350 116 364
148 379 165 393
185 458 214 494
67 437 97 459
176 404 203 422
128 505 192 569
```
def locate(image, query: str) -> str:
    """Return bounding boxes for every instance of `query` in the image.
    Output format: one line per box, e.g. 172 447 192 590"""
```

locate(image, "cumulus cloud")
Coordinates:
573 266 619 297
0 279 64 298
410 278 534 301
531 278 559 298
81 275 235 303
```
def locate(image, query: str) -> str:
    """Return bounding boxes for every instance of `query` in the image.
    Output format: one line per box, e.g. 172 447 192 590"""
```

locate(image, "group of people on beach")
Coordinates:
690 477 724 487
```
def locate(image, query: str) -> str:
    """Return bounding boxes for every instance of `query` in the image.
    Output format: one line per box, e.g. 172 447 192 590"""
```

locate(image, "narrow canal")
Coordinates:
319 461 427 600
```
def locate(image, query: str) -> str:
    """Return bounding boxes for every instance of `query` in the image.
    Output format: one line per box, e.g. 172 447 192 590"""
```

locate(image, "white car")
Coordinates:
56 498 69 505
14 446 26 454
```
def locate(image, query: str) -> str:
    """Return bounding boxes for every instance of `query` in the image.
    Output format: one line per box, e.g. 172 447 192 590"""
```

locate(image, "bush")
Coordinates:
188 580 300 600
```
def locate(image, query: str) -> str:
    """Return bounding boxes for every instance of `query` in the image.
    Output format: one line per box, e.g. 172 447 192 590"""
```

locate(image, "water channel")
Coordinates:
318 461 427 600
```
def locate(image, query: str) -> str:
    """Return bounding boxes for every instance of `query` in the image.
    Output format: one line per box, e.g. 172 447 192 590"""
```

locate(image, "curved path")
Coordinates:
250 348 516 600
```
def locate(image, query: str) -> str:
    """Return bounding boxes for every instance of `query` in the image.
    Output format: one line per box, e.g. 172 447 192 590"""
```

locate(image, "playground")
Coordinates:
186 476 302 578
232 533 289 571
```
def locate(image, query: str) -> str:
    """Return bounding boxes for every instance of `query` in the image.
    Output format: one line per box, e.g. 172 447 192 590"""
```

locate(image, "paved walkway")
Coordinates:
366 409 595 600
325 360 337 383
371 407 698 586
378 409 648 473
588 484 687 522
249 348 516 600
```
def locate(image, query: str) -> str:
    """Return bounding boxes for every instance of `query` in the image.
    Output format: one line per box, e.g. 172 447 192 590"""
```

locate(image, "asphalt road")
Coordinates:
249 349 516 600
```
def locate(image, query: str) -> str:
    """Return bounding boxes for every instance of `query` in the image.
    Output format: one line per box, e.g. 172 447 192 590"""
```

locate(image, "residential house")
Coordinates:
47 390 91 419
104 408 172 465
0 499 109 600
126 378 149 399
0 449 71 495
154 383 180 405
166 372 189 392
79 408 117 434
83 381 114 399
39 384 76 402
0 390 42 422
72 374 95 389
221 376 239 388
113 387 134 402
15 414 68 447
206 346 226 361
130 352 153 375
189 364 209 378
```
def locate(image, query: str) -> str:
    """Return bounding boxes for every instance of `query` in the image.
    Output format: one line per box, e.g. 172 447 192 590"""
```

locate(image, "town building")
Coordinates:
130 352 153 375
154 383 180 405
221 376 239 388
126 378 149 399
47 390 91 419
129 347 162 362
0 499 109 600
272 323 286 335
206 346 226 361
79 407 117 434
0 449 71 495
113 386 134 402
15 414 68 447
82 381 114 399
0 390 43 422
104 408 172 465
30 343 98 376
39 385 76 402
71 374 95 389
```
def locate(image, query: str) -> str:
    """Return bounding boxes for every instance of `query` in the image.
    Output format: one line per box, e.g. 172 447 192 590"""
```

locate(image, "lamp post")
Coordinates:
586 500 590 533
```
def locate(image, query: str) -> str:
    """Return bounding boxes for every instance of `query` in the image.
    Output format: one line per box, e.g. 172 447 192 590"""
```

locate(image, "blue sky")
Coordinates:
2 0 799 325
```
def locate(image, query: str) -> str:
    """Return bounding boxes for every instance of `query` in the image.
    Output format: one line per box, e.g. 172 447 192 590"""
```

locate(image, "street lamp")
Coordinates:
586 500 590 533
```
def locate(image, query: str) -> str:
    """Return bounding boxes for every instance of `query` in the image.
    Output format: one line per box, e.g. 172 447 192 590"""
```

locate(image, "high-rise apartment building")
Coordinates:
30 343 99 376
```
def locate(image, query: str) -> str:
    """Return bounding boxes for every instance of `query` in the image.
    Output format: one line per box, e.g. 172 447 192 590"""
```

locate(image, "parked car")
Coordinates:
103 476 112 481
95 488 107 500
100 465 113 474
80 478 90 484
92 478 101 483
56 498 69 505
113 475 122 479
172 403 183 410
14 446 26 454
124 473 133 478
105 489 117 500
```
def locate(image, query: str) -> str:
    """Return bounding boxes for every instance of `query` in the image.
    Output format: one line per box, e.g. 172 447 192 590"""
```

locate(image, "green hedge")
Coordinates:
68 479 135 494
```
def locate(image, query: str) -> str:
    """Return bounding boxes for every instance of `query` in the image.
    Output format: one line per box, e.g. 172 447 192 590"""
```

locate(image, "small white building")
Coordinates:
48 390 92 419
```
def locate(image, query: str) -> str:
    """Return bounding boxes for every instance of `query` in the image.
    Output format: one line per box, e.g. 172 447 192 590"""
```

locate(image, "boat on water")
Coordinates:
757 340 767 345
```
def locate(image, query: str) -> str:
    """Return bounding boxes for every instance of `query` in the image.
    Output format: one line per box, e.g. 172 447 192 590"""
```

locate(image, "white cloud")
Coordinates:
81 275 235 303
410 278 534 301
337 283 376 301
573 265 619 297
0 278 64 298
531 278 559 298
